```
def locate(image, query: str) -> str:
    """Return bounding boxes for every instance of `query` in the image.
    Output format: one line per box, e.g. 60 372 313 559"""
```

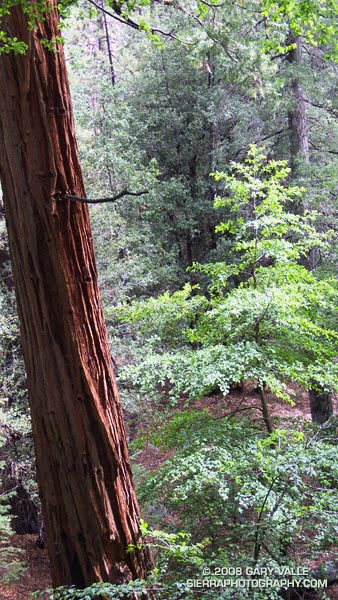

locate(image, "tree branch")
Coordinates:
253 128 285 144
88 0 140 31
87 0 195 44
172 0 239 61
309 140 338 156
61 189 149 204
304 97 338 119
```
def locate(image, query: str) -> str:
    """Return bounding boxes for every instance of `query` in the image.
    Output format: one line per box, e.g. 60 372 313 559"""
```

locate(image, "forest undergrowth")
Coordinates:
1 386 338 600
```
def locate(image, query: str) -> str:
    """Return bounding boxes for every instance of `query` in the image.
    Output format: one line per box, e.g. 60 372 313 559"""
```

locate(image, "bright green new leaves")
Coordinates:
212 145 326 271
261 0 338 58
0 31 27 54
0 0 29 54
116 146 338 405
0 0 69 53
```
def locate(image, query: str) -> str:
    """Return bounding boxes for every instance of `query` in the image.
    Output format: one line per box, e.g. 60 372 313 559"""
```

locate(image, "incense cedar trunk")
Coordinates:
0 1 151 588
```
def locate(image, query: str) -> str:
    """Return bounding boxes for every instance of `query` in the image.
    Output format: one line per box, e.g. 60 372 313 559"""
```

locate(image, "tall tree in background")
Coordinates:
284 33 334 424
286 33 309 175
126 44 218 268
0 0 151 588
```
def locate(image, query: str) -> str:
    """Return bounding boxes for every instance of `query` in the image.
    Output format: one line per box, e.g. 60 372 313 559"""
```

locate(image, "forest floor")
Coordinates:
0 534 51 599
1 386 338 600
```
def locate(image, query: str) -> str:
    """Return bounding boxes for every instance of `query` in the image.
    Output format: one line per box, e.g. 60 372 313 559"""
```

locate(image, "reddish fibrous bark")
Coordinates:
0 1 152 588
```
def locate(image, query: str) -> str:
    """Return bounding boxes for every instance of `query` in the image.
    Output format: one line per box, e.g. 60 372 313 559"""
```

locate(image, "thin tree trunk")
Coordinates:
286 34 309 177
309 388 333 425
0 2 151 589
102 0 116 87
259 387 274 434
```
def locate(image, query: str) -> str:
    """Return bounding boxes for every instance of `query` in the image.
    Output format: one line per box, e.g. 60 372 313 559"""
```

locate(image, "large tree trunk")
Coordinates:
0 2 151 589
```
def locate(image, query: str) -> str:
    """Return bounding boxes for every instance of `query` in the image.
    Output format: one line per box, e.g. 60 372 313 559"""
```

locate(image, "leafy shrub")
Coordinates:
114 147 338 430
138 411 338 582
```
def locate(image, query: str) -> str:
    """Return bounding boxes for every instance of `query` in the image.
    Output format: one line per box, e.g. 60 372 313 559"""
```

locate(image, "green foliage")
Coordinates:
0 244 29 405
123 42 219 266
212 145 328 266
0 280 28 411
110 284 207 347
115 147 338 409
64 21 194 305
0 215 38 546
0 0 55 54
0 31 27 54
120 342 267 403
30 580 148 600
30 523 205 598
134 518 206 574
57 0 78 20
262 0 338 58
64 0 338 304
0 426 26 582
139 411 338 574
30 580 195 600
